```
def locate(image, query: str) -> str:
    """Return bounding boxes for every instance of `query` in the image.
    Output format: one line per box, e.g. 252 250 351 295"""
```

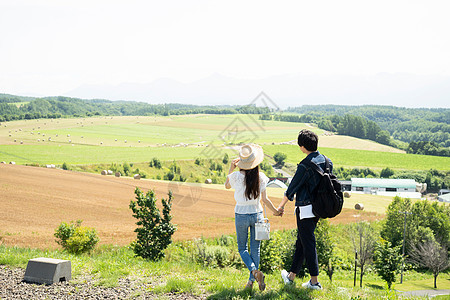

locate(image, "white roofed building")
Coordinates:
351 178 423 199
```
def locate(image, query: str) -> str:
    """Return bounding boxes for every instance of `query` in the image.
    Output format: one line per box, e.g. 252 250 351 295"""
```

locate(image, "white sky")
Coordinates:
1 0 450 97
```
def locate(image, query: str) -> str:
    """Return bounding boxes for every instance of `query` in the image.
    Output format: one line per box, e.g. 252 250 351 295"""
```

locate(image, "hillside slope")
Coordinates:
0 164 381 249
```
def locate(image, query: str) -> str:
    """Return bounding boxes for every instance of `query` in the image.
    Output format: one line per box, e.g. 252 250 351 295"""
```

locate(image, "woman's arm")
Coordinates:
225 158 240 189
261 190 282 216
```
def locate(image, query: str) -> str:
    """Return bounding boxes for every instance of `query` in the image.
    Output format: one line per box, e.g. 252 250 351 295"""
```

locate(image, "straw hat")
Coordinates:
237 144 264 170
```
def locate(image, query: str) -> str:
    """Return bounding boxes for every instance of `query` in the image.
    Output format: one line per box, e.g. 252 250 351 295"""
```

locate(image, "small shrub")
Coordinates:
62 162 69 170
195 241 230 268
129 188 176 261
54 220 99 254
273 152 287 166
150 157 162 169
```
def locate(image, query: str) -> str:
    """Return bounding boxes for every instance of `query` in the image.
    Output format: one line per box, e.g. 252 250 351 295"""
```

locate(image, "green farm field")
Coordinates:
1 115 411 167
264 144 450 171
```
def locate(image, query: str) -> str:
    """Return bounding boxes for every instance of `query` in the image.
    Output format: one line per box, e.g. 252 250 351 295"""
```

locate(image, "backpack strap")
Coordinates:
302 156 330 175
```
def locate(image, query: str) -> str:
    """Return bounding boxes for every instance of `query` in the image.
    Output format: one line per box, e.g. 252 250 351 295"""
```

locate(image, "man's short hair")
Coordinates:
297 129 318 151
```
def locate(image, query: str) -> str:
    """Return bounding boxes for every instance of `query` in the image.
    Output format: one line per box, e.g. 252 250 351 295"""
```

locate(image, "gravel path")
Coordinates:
0 265 205 300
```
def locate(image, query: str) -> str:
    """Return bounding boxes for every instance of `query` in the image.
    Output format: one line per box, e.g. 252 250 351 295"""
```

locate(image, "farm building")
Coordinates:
351 178 423 199
266 179 288 189
340 180 352 191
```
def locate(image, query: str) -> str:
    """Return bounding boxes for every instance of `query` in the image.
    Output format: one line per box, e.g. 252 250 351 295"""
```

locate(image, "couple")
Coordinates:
225 129 329 291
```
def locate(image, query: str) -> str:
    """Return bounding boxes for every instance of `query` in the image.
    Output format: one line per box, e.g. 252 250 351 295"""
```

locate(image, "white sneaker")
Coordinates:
302 280 322 290
281 269 293 284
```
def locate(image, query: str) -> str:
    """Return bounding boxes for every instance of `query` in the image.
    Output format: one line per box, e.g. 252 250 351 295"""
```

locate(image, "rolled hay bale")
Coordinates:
124 140 127 143
115 172 121 177
9 161 16 165
1 161 6 164
37 139 40 142
344 191 351 198
14 139 16 142
100 142 103 145
205 178 212 184
20 141 23 144
67 134 70 137
355 203 364 210
107 170 113 175
134 174 141 180
101 170 108 175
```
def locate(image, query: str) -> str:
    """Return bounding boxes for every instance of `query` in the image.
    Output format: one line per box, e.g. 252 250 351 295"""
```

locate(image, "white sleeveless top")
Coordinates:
227 171 269 214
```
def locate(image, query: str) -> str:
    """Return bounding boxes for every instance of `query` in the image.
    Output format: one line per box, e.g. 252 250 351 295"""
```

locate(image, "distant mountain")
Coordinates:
65 73 450 108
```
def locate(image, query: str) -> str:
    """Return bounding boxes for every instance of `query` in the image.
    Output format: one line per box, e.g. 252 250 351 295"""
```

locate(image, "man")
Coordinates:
277 129 333 290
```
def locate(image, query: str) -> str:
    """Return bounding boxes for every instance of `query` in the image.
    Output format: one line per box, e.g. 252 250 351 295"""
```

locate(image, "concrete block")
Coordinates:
23 257 71 284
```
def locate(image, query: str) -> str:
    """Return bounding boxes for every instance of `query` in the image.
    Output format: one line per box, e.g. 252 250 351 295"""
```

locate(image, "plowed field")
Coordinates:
0 164 380 249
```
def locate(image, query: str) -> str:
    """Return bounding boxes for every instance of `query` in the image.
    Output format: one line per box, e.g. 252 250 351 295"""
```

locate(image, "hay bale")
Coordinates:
20 141 23 144
9 161 16 165
107 170 113 175
355 203 364 210
134 174 140 180
205 178 212 184
67 134 70 137
344 191 351 198
115 172 121 177
101 170 107 175
1 161 6 164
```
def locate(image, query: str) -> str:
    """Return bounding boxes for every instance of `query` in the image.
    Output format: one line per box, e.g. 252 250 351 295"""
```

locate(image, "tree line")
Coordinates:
0 94 270 122
287 104 450 148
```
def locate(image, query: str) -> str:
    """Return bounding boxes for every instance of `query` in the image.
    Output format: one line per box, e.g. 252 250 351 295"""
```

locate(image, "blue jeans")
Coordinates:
235 212 263 281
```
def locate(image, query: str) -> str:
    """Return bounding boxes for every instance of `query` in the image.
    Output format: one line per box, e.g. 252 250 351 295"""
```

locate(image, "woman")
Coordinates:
225 144 281 291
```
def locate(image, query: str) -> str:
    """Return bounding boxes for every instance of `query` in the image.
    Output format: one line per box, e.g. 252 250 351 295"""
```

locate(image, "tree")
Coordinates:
350 221 377 287
373 239 403 289
129 188 176 260
408 240 449 288
273 152 287 166
381 196 412 249
380 167 394 178
316 219 336 282
222 153 229 165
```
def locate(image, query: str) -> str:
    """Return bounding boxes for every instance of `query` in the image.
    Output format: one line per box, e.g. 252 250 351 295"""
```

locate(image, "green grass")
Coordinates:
0 144 236 165
1 241 447 299
263 144 450 171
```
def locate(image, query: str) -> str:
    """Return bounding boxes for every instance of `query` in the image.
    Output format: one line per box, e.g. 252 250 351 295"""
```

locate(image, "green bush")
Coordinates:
259 230 296 273
54 220 99 254
195 241 230 268
129 188 176 261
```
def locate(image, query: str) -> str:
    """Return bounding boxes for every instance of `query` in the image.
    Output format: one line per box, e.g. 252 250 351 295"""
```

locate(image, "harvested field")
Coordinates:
0 164 380 249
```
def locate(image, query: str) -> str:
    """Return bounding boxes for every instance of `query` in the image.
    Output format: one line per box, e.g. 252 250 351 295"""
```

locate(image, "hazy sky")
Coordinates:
1 0 450 100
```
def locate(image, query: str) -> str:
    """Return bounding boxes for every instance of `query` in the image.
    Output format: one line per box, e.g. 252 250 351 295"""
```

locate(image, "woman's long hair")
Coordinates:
244 165 260 200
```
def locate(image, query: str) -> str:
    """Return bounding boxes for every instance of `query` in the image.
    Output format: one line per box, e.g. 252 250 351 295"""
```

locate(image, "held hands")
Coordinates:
273 206 284 217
